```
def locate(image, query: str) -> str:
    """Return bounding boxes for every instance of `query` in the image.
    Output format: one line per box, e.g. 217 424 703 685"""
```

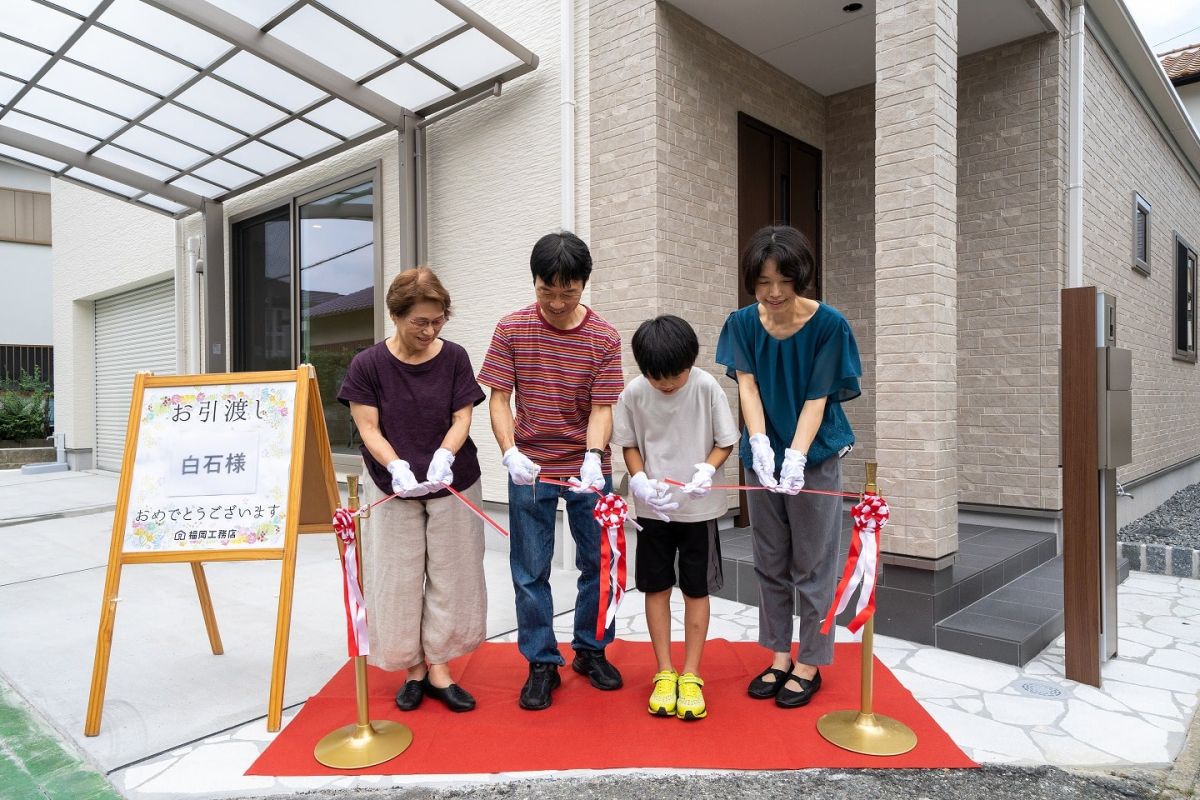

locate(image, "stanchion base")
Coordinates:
314 720 413 769
816 711 917 757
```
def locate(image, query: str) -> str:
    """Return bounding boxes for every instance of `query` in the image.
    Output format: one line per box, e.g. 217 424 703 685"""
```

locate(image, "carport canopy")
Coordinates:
0 0 537 216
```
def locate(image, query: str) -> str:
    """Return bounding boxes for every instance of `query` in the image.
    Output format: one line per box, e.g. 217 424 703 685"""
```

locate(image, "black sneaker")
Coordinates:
519 662 561 710
571 648 623 690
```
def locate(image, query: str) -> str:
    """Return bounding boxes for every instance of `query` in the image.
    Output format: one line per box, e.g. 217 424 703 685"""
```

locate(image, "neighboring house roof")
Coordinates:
1160 43 1200 84
307 287 374 319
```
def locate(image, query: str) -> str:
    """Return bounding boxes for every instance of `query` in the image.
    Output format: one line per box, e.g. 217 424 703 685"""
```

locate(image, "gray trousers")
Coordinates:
361 474 486 671
746 455 842 665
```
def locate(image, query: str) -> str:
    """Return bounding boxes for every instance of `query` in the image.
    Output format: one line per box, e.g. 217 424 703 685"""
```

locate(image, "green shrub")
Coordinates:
0 391 48 441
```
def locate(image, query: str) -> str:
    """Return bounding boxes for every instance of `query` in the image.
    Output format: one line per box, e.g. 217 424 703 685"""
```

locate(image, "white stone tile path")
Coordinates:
112 572 1200 799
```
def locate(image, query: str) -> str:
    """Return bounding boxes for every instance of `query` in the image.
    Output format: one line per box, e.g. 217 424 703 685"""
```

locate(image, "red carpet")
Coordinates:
248 639 975 775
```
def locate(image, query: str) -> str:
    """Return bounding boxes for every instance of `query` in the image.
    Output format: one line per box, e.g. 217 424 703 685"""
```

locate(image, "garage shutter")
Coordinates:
94 281 176 471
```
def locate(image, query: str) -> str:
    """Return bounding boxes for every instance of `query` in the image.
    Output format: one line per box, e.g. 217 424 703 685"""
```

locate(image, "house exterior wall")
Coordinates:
0 163 52 347
50 181 177 454
824 84 877 494
956 33 1064 510
1080 28 1200 483
589 0 828 493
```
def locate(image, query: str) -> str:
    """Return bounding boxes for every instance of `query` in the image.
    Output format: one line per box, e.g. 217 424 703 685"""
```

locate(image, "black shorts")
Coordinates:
634 517 723 598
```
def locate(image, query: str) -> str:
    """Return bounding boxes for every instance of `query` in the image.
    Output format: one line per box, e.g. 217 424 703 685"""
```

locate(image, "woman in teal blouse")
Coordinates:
716 224 862 710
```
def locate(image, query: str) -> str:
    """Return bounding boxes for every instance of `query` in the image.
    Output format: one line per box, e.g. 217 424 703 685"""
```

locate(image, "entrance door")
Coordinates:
737 113 822 300
735 113 822 523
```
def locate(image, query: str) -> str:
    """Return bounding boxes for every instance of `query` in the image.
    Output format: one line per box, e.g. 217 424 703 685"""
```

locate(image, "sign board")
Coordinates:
85 367 340 735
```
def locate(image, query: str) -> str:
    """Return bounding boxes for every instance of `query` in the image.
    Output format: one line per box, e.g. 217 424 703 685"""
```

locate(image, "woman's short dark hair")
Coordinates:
530 230 592 287
630 315 699 379
740 225 815 295
386 266 451 319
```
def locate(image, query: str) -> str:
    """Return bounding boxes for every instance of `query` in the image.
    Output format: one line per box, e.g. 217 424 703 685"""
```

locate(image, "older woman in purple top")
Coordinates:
338 267 486 713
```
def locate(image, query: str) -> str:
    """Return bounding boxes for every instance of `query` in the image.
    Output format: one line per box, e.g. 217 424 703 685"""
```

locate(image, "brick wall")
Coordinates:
956 33 1064 509
825 84 876 494
1081 30 1200 483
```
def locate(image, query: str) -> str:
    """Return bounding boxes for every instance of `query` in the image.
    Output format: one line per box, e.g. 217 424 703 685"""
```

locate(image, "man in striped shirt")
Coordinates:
479 231 626 711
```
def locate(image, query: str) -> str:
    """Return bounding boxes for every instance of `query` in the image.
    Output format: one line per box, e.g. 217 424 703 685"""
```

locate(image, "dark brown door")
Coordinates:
734 113 822 524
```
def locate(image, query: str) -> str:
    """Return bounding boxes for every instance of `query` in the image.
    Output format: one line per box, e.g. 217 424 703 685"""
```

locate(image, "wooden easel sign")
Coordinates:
85 366 339 736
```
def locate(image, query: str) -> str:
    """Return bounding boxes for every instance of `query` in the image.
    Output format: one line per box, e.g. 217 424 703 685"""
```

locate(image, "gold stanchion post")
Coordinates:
816 462 918 756
314 475 413 768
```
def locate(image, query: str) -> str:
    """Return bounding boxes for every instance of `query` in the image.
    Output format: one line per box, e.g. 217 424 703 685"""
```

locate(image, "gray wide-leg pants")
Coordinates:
746 455 843 666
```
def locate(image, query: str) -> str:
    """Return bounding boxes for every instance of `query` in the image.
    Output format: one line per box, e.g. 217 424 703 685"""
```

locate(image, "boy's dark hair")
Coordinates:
530 230 593 287
740 224 815 295
631 315 699 380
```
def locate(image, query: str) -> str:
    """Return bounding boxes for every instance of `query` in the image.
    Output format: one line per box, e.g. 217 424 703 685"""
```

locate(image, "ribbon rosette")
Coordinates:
821 491 890 635
593 493 630 640
332 506 370 657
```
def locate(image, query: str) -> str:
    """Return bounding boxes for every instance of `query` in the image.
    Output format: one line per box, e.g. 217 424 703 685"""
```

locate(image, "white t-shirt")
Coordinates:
611 367 740 523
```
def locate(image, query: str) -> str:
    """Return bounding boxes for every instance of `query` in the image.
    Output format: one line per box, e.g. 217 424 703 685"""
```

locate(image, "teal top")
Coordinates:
716 302 862 468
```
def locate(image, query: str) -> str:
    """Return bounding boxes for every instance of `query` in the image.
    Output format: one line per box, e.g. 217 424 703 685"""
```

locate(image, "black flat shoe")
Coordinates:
775 669 822 708
395 679 425 711
747 662 792 699
424 680 476 712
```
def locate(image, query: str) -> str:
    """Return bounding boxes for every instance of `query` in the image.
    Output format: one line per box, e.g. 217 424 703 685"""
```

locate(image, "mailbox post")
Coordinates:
1095 293 1132 660
1061 287 1132 686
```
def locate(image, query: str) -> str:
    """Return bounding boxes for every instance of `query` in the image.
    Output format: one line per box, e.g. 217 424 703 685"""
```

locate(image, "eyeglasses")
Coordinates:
405 315 446 331
535 287 582 302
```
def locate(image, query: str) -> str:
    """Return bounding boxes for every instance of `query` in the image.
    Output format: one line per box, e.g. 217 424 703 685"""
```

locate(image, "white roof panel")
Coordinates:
65 26 196 94
268 5 393 82
0 0 536 215
6 1 80 51
99 0 231 69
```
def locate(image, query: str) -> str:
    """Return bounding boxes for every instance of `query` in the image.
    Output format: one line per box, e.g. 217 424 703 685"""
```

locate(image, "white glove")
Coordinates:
629 472 679 522
681 463 717 498
749 433 778 489
568 450 606 493
426 447 455 486
775 448 807 495
502 446 541 486
387 459 430 498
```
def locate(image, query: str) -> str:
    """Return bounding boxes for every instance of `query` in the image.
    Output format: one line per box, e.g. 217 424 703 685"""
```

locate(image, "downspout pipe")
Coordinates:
560 0 575 232
1068 0 1085 289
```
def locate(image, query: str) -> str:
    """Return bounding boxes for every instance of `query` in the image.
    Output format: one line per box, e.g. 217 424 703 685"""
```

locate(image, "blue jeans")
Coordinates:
508 475 614 664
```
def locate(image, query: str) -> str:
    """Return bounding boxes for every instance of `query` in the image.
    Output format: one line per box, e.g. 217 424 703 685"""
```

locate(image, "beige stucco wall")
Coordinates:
1081 29 1200 483
50 181 179 455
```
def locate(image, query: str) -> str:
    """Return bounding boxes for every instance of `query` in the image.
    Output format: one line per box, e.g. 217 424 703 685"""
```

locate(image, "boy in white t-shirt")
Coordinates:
612 315 740 721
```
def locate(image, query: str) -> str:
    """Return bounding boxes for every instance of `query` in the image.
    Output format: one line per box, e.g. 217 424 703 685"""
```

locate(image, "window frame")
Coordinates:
228 163 383 471
1132 192 1151 276
1174 232 1198 363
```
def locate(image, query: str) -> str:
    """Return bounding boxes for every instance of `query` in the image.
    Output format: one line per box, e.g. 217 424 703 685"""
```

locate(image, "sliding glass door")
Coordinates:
230 169 379 461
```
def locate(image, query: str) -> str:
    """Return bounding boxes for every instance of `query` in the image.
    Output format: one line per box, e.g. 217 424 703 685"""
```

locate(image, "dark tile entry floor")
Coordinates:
715 522 1124 666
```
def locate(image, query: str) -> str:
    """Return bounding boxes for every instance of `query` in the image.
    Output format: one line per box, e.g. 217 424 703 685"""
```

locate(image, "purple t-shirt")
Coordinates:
337 339 485 498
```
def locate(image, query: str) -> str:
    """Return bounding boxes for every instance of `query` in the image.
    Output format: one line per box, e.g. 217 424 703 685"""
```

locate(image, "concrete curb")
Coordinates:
1118 541 1200 579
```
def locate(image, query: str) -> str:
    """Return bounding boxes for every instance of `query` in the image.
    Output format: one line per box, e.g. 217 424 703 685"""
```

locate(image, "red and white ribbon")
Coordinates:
332 506 370 657
821 491 890 635
593 493 630 640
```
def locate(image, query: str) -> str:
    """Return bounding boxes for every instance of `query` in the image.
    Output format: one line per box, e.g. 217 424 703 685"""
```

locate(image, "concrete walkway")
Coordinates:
1 469 1198 799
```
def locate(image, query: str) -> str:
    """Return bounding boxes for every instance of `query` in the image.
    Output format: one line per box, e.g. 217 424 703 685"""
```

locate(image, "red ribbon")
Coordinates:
663 477 858 498
821 491 890 635
332 506 370 657
593 493 630 640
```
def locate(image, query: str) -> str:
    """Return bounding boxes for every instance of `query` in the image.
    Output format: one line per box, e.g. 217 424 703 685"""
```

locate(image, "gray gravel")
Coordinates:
1119 483 1200 550
250 767 1164 800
